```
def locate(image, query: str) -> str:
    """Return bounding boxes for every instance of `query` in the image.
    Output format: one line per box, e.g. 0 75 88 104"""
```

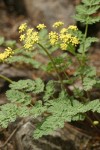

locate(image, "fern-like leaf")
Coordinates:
9 78 44 94
8 56 42 69
0 104 18 128
43 81 56 102
78 37 99 53
74 0 100 24
83 77 96 91
6 90 31 105
82 0 100 6
30 101 47 118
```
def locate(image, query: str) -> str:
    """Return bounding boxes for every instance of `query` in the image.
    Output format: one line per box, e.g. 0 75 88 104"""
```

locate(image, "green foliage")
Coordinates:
74 0 100 24
7 49 42 69
33 91 100 138
78 37 99 53
75 66 96 77
0 101 46 128
5 40 16 47
0 103 18 128
73 88 84 98
8 78 44 94
0 0 100 140
75 66 97 91
43 80 56 101
0 78 46 128
83 77 97 91
46 53 72 72
0 36 5 45
17 106 30 117
6 90 32 105
0 36 16 47
30 101 47 118
76 5 100 15
33 78 45 94
82 0 100 6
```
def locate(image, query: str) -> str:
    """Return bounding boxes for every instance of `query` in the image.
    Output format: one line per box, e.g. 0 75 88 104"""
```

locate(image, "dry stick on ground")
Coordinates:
0 120 24 149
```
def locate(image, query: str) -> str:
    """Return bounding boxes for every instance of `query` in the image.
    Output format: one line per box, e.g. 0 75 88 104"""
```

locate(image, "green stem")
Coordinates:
0 74 13 83
83 24 88 49
82 24 88 61
63 71 87 102
38 43 65 90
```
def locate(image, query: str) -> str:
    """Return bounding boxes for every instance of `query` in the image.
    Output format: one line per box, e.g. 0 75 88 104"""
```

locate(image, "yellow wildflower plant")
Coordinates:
19 23 27 33
52 21 64 28
36 24 46 30
0 47 14 61
49 31 59 45
2 0 100 137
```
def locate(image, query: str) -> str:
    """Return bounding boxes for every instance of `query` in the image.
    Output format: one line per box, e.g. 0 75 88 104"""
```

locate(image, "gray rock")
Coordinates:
24 0 75 27
14 120 91 150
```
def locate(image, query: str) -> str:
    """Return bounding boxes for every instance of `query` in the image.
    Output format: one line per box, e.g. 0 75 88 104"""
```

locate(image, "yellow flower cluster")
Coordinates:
59 33 72 43
24 29 39 49
36 24 46 30
19 24 39 49
52 21 64 28
60 43 68 50
49 23 79 50
0 47 13 61
60 28 67 34
18 22 79 51
59 31 79 50
68 25 78 30
70 36 79 46
49 31 59 45
19 23 27 33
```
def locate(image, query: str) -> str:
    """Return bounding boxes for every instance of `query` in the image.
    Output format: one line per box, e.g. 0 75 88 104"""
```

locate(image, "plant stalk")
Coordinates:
82 24 88 62
38 43 65 90
0 74 13 83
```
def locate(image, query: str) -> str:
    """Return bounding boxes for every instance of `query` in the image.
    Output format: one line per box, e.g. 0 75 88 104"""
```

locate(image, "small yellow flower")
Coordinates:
19 23 27 33
36 24 46 30
60 28 67 34
0 47 14 61
26 28 34 35
20 34 25 41
68 25 78 30
49 31 58 45
60 43 68 50
70 36 79 46
59 33 72 43
24 43 33 49
52 21 64 28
